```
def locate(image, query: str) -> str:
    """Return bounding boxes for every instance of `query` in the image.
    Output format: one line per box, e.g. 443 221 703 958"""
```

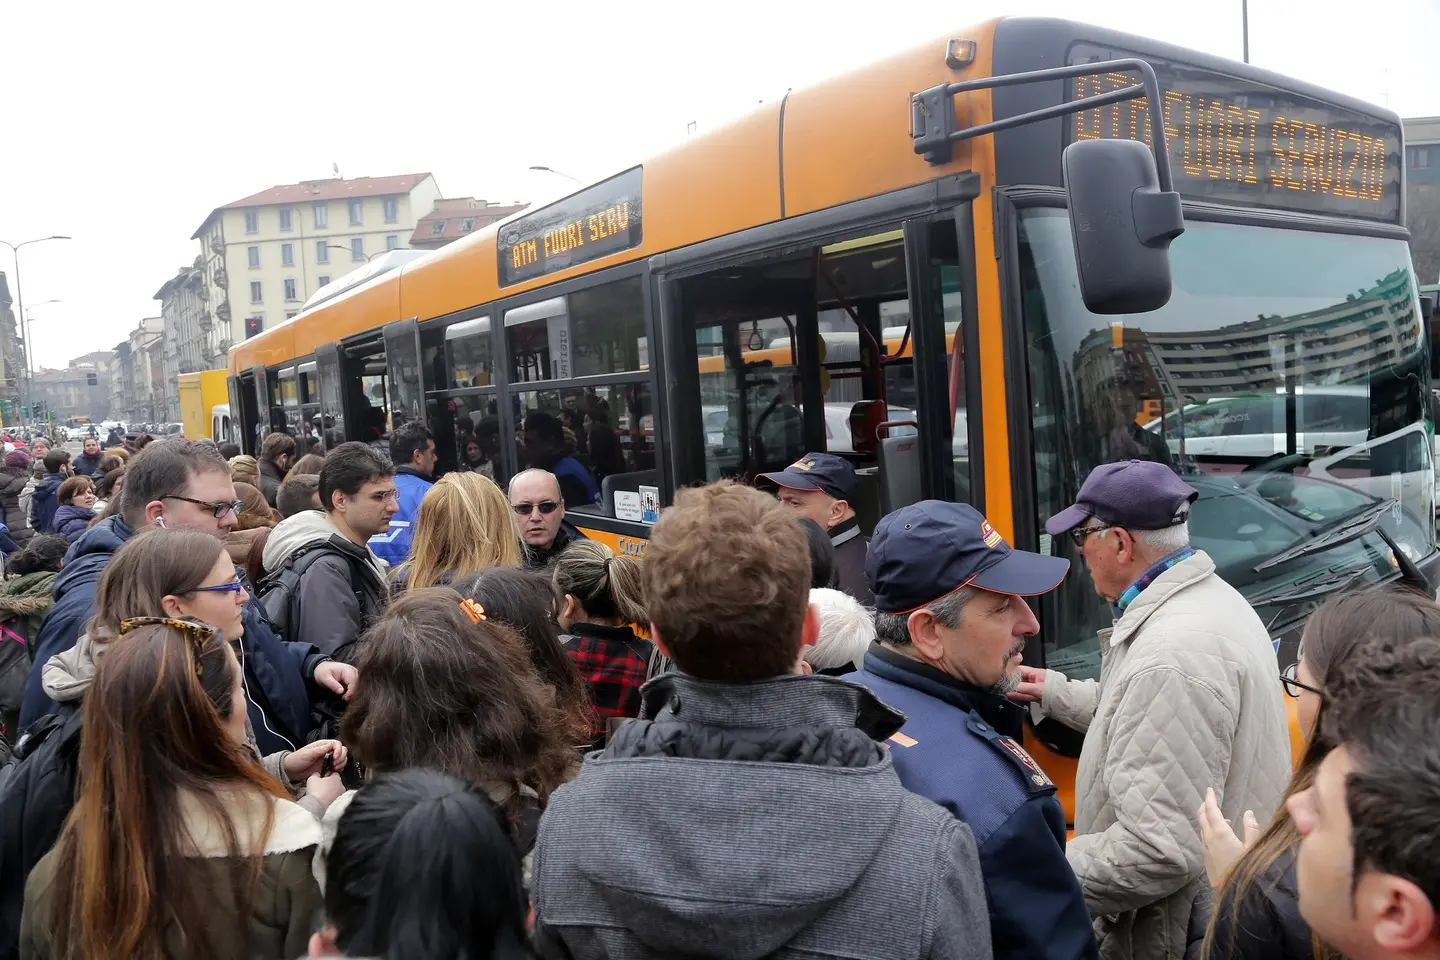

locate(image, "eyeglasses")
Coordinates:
163 495 244 519
1069 523 1110 547
512 500 560 517
188 577 247 596
1280 662 1322 699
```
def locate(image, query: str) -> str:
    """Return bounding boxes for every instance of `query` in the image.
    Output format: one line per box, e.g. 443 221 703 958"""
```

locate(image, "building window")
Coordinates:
386 234 399 250
318 275 330 287
281 243 294 267
461 218 476 233
350 237 364 261
286 311 298 319
316 240 329 264
383 197 398 222
1415 147 1432 170
313 202 328 228
279 207 293 231
349 200 363 225
430 220 446 236
284 278 298 301
250 281 263 304
247 245 260 269
244 210 258 234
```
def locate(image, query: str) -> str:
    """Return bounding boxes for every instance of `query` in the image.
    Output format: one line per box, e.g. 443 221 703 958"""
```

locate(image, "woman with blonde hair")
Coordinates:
397 472 521 590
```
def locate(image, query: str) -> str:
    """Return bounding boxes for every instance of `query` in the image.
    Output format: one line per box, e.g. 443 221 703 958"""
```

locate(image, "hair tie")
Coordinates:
460 598 488 624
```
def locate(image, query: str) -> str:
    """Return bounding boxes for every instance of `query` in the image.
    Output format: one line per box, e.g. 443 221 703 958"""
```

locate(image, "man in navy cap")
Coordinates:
850 500 1097 960
1011 459 1288 960
760 452 871 603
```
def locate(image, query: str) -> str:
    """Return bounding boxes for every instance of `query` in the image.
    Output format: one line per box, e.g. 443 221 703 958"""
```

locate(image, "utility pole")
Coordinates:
1242 0 1250 63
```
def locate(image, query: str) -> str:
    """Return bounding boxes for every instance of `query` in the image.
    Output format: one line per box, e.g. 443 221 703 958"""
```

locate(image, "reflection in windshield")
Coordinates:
1022 210 1433 680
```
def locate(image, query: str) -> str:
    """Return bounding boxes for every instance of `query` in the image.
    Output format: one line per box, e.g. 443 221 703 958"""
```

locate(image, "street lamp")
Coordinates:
0 235 71 425
1242 0 1250 63
529 165 583 185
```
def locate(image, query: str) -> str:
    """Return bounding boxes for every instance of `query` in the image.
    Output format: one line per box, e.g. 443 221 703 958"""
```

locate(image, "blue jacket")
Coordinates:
19 516 324 754
368 467 432 567
52 505 94 544
28 475 64 534
547 453 601 509
851 645 1098 960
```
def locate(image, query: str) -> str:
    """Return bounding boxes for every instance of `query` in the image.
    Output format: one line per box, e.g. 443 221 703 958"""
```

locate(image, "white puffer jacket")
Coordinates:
1039 551 1290 960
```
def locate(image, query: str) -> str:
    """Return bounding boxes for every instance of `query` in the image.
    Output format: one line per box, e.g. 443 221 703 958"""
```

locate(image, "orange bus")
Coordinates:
228 16 1437 821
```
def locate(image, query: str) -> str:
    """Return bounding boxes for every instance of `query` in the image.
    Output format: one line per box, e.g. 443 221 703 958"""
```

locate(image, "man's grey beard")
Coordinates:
990 668 1022 696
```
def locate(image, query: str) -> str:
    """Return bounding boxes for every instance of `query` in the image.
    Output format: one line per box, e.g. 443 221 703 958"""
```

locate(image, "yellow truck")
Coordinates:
178 370 231 443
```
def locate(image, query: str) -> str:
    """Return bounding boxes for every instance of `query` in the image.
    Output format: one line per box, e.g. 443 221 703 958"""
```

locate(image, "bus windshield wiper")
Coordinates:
1253 499 1396 573
1250 567 1369 606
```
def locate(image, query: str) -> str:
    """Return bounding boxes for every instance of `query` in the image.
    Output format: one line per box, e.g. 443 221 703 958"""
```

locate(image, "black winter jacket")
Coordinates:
522 518 590 570
829 517 872 605
0 704 82 960
259 458 285 508
0 469 31 547
1187 851 1312 960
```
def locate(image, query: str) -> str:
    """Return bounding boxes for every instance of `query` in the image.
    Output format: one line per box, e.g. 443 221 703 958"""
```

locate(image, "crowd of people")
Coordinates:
0 427 1430 960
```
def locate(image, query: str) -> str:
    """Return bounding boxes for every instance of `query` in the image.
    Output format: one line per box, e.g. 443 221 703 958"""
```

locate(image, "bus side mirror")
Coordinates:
1063 138 1185 315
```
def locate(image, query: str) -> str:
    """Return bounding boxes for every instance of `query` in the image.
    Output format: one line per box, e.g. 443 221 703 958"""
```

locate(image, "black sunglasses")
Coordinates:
1280 662 1322 699
513 500 560 516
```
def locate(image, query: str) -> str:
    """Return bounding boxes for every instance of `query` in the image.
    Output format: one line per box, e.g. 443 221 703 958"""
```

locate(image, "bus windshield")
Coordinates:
1022 208 1433 680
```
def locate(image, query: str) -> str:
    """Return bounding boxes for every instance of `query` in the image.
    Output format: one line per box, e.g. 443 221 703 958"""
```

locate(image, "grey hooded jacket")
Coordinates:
532 672 993 960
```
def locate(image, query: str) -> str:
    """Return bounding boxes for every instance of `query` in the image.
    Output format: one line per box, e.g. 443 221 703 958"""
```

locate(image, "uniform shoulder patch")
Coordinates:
995 735 1055 791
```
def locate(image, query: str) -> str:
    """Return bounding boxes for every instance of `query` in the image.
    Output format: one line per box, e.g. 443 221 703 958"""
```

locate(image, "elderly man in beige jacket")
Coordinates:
1012 460 1290 960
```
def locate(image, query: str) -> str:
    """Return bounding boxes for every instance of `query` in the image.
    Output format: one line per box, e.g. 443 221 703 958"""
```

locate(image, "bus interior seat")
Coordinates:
600 469 658 518
849 400 889 456
878 434 923 516
852 466 883 534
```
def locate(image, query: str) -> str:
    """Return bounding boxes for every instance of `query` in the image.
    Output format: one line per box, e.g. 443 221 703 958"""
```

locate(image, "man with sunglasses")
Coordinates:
510 468 589 570
1009 459 1289 960
19 439 354 755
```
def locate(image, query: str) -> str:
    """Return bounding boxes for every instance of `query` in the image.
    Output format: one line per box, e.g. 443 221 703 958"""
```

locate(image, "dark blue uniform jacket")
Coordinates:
851 644 1098 960
19 515 323 753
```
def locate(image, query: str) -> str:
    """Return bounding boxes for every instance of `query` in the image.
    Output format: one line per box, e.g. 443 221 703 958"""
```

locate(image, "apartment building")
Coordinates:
0 274 22 423
410 197 527 250
154 264 208 419
1405 116 1440 284
30 352 112 422
191 173 442 348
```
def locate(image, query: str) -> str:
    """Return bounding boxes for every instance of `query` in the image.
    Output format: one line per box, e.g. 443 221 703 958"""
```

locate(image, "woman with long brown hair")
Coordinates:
338 587 578 861
20 618 325 960
1196 586 1440 959
396 471 521 590
224 481 278 568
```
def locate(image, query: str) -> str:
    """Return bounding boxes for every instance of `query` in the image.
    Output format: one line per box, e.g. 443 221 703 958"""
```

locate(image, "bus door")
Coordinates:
382 318 424 429
660 213 973 533
235 367 268 455
314 343 344 450
338 332 392 447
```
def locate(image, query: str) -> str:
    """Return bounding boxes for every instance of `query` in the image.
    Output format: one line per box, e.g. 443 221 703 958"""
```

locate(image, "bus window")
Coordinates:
442 393 502 484
506 277 646 384
513 383 654 514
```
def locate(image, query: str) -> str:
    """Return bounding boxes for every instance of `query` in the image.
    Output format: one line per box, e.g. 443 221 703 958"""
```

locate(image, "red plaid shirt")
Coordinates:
561 622 653 746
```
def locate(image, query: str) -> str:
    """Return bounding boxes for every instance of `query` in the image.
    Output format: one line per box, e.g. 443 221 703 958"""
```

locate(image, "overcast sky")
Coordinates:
4 0 1437 369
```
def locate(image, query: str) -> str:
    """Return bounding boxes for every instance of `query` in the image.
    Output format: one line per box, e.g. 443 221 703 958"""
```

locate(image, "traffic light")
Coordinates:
245 317 262 339
85 372 98 386
19 405 27 418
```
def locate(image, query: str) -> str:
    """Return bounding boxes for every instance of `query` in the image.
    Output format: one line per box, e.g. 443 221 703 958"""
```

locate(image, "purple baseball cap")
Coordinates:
1045 459 1199 536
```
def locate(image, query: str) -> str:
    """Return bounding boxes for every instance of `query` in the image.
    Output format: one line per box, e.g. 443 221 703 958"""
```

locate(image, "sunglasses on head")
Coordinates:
513 500 560 516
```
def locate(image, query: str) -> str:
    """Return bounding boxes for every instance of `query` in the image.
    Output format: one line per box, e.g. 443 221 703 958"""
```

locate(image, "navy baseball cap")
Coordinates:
758 452 859 502
868 500 1070 614
1045 459 1199 536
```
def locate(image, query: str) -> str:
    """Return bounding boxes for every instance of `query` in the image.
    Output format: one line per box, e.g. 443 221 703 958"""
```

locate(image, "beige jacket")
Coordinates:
21 789 322 960
1039 551 1290 960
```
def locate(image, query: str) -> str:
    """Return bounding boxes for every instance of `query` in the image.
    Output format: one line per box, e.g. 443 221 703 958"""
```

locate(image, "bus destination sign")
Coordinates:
498 167 643 286
1066 44 1402 223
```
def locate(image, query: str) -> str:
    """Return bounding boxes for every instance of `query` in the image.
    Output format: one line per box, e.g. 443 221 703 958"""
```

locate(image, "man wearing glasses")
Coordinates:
19 439 355 755
510 468 589 570
1008 459 1290 960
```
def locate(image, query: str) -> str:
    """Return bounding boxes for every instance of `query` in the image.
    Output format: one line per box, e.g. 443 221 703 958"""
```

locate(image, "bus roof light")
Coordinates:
946 40 976 69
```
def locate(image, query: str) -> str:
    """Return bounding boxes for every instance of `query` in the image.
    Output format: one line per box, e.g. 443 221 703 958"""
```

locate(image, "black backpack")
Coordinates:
0 705 84 959
257 540 372 649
